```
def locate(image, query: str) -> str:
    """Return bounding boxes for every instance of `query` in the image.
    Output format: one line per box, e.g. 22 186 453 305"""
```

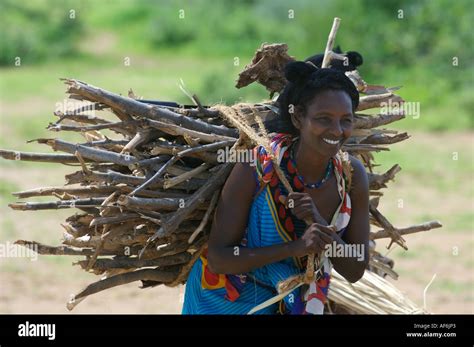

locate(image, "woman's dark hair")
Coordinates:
268 61 360 135
305 46 363 72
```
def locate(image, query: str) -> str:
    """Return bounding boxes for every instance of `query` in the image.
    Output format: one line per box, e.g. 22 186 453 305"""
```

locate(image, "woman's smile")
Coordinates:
322 137 341 145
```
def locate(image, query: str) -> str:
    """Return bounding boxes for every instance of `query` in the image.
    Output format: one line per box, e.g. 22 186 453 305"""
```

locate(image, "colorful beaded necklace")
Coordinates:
290 141 333 189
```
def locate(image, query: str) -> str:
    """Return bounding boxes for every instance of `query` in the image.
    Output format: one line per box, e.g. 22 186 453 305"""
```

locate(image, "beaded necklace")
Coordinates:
290 141 333 189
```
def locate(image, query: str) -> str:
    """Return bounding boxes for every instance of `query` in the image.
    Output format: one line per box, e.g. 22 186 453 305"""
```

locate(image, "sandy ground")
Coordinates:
0 131 472 314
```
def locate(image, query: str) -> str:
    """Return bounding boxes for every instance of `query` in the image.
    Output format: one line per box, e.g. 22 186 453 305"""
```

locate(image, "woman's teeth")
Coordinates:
323 138 340 145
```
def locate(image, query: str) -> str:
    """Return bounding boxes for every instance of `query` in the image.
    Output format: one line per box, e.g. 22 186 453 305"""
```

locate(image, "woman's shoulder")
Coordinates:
222 162 258 205
347 154 369 195
348 154 364 172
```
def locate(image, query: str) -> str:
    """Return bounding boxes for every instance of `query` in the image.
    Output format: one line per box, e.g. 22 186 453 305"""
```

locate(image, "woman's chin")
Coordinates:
319 138 341 155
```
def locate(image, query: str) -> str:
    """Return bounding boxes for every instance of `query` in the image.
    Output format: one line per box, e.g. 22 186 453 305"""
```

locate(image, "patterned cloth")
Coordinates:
182 133 352 314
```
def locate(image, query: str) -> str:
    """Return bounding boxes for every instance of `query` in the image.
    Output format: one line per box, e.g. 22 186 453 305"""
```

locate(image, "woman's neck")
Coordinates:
293 139 332 182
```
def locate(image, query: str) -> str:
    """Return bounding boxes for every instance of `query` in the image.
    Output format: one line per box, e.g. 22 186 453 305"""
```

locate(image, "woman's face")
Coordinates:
292 89 354 158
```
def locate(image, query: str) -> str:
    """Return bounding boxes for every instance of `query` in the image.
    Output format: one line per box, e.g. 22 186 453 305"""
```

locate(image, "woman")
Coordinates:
182 61 370 314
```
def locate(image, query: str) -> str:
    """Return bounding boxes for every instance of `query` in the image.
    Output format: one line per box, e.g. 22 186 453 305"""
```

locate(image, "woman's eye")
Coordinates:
315 117 330 123
342 118 353 123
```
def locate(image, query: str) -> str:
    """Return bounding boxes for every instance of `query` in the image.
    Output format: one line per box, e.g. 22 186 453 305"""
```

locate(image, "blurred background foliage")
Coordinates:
0 0 473 132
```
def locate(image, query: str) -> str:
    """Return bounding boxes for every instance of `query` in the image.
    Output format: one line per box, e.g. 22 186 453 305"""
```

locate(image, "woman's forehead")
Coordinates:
306 89 353 114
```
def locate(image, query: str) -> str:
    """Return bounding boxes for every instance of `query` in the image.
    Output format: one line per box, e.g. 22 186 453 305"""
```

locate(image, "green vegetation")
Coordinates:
0 0 473 131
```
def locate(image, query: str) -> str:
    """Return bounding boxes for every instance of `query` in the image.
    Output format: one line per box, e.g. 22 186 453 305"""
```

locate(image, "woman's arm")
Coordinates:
328 156 370 282
207 162 301 275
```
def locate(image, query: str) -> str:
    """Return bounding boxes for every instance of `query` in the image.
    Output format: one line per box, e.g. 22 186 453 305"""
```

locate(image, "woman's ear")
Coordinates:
289 105 303 130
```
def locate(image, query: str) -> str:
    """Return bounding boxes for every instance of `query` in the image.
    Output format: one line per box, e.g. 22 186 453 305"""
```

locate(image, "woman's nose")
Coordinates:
330 121 343 137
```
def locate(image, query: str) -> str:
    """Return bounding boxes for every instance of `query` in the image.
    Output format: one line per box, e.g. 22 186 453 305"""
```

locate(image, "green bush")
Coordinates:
0 0 472 131
0 0 83 65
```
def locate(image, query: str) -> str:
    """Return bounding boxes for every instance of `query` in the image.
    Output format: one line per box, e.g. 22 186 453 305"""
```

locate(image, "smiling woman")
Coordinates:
182 62 370 314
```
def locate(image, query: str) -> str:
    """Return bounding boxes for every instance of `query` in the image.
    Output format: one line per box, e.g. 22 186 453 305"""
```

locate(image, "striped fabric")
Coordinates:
182 133 352 314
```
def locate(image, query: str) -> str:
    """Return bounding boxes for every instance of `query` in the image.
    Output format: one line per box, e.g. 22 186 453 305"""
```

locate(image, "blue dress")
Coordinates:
182 134 352 314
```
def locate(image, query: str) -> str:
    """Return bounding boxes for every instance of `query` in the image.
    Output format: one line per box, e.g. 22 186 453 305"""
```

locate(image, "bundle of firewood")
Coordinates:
1 19 442 313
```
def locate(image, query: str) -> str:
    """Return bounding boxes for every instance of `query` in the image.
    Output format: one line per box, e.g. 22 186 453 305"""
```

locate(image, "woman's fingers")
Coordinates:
301 223 338 255
290 201 314 215
319 233 333 244
287 192 306 199
292 206 313 219
314 223 337 233
310 224 333 243
316 239 328 253
286 192 310 207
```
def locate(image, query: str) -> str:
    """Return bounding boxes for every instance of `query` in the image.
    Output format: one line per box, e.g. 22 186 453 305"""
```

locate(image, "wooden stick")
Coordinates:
151 240 191 258
13 186 118 199
121 128 157 154
9 198 106 211
142 163 233 255
357 94 404 111
130 155 180 195
369 259 398 280
144 118 237 143
80 139 129 148
146 140 217 163
62 231 102 248
136 155 172 168
89 213 143 227
0 149 87 164
165 164 211 180
164 163 210 190
370 220 442 240
47 120 135 132
351 128 399 137
360 132 409 145
54 111 112 125
367 164 401 190
64 169 205 191
369 204 407 250
66 268 179 310
354 113 405 129
56 102 108 119
61 221 91 238
321 17 341 68
177 140 236 156
74 252 192 272
13 184 189 200
342 144 389 152
66 170 143 186
63 78 238 137
169 239 207 286
36 139 138 166
117 196 184 211
188 190 219 243
15 240 95 256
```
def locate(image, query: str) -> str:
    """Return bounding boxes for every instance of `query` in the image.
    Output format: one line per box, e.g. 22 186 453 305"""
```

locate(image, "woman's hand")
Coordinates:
292 223 339 257
280 192 325 224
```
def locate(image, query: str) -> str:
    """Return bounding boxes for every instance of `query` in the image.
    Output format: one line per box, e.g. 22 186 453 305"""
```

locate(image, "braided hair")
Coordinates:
270 61 360 135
